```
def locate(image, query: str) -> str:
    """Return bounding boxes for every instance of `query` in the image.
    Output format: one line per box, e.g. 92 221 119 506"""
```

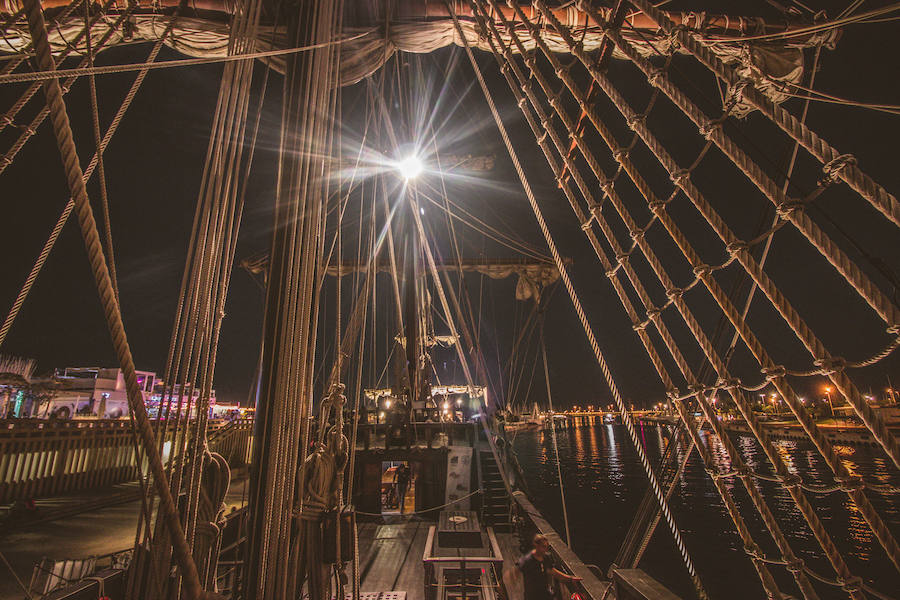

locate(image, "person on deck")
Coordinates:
394 463 411 514
519 534 581 600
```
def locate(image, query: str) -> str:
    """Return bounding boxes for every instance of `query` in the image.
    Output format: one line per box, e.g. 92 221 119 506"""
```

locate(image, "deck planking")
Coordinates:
358 520 429 595
356 520 527 600
495 531 525 600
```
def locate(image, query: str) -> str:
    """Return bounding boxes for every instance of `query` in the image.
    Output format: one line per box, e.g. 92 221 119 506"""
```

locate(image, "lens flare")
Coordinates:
397 155 423 180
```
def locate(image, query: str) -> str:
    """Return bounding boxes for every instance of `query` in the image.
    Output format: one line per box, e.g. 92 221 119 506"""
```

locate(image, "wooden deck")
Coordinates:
356 519 524 600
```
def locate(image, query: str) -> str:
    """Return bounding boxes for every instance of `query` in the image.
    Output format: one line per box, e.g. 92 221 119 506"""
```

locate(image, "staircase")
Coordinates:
478 450 511 531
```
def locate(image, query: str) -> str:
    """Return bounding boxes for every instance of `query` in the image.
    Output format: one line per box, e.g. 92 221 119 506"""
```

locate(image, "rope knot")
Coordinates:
612 148 629 163
760 365 786 380
0 114 12 126
779 472 802 489
693 263 712 278
605 265 620 279
625 113 646 131
716 377 741 390
632 319 650 331
838 576 862 593
629 229 645 243
670 169 690 188
698 120 722 140
723 78 752 115
600 180 616 196
785 558 805 574
687 382 706 395
665 24 689 54
743 543 762 559
835 475 864 492
665 389 681 401
615 251 630 266
775 199 804 219
666 287 684 301
580 216 595 231
887 324 900 335
647 68 666 88
648 199 669 215
814 357 846 375
645 306 662 320
821 153 856 184
734 465 752 478
726 240 748 258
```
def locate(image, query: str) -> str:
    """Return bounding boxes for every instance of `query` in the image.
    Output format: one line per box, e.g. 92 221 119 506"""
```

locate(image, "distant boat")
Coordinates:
504 402 544 431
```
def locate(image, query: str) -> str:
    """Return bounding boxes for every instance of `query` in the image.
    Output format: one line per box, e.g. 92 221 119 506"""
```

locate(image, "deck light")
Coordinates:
397 155 423 180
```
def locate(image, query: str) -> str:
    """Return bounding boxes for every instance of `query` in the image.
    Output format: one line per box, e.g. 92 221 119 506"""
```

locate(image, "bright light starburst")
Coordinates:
397 155 424 180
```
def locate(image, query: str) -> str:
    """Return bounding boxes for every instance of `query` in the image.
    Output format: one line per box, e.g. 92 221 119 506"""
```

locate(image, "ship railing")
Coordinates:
0 417 252 504
354 420 485 450
511 490 612 600
27 546 132 596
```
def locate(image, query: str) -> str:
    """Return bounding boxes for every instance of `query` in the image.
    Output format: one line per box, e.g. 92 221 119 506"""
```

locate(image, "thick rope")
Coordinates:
600 11 900 474
0 0 128 175
0 29 373 84
83 0 117 297
543 0 900 580
21 0 206 597
627 0 900 229
447 4 707 597
480 4 818 596
0 0 90 133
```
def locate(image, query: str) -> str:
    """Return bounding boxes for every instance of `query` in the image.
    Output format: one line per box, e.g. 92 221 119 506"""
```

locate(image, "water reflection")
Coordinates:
513 423 900 600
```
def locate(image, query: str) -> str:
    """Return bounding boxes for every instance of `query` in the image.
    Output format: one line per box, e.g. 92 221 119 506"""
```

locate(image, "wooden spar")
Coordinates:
4 0 821 37
403 189 421 423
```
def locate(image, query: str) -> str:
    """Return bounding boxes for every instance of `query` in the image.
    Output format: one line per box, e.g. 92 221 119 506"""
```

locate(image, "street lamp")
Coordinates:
824 386 834 416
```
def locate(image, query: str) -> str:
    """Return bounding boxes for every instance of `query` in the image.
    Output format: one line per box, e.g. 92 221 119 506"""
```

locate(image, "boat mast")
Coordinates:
402 185 421 423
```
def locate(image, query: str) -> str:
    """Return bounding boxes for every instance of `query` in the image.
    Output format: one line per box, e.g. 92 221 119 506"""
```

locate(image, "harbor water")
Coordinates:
512 421 900 599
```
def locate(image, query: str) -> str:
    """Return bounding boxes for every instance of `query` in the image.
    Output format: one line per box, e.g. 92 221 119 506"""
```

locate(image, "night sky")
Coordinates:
0 1 898 411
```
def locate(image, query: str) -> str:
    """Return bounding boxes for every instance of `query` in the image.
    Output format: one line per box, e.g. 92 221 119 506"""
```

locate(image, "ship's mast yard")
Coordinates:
1 1 899 599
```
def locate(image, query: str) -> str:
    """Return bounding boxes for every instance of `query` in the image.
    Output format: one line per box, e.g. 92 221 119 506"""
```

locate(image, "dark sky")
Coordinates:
1 1 898 410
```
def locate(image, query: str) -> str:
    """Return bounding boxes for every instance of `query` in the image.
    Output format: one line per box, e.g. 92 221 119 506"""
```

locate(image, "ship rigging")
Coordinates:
0 1 899 600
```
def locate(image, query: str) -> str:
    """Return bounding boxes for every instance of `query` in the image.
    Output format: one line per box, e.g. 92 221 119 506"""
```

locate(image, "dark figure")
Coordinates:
394 463 411 513
518 534 581 600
